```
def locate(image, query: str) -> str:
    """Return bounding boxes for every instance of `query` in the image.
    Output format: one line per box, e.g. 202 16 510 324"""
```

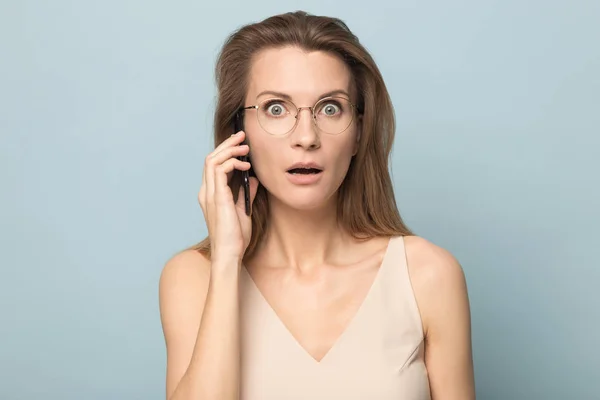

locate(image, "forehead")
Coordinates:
247 46 353 102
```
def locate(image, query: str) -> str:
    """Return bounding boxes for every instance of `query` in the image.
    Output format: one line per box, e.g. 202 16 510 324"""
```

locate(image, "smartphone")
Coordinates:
234 111 251 216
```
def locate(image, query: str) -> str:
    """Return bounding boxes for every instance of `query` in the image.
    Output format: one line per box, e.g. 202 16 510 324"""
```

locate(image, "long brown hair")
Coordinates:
190 10 412 260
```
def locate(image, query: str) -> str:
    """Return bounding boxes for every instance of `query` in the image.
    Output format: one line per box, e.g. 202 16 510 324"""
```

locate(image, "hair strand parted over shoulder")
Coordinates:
189 10 412 260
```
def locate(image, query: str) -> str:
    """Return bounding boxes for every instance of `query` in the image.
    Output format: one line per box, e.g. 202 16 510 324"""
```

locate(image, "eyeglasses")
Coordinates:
240 96 359 136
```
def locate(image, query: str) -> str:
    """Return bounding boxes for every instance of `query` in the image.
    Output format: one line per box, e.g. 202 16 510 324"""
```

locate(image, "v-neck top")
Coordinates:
239 236 431 399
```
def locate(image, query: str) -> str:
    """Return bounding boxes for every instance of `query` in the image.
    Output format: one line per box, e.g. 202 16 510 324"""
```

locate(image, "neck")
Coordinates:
260 196 351 272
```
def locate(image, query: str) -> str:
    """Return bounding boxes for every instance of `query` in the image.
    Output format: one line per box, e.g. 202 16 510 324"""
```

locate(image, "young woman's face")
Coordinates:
244 46 361 211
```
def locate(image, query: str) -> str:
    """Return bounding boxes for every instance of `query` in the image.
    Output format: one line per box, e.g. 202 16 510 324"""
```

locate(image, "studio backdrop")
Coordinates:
1 1 598 399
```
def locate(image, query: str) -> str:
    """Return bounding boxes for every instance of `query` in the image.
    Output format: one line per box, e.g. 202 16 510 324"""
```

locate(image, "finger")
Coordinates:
212 130 246 155
248 177 260 204
199 164 209 211
198 183 206 210
204 153 216 203
205 134 248 199
210 144 249 167
235 183 246 214
200 161 207 207
235 176 260 215
214 158 251 202
205 146 249 203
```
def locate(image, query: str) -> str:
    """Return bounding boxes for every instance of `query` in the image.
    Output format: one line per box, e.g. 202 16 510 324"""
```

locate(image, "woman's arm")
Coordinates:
405 236 476 400
159 250 241 400
159 130 257 399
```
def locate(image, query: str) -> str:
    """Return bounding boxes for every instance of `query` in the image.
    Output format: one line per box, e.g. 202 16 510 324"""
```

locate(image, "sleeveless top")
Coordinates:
239 236 431 399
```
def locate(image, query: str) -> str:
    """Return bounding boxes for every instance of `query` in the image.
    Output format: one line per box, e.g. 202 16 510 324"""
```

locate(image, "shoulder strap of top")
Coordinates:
379 236 424 336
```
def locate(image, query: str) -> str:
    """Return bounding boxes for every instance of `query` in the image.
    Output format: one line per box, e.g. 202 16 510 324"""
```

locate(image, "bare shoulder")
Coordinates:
402 237 475 397
158 249 213 396
160 250 211 310
159 248 211 318
159 249 211 296
159 249 211 351
403 235 465 287
402 235 469 334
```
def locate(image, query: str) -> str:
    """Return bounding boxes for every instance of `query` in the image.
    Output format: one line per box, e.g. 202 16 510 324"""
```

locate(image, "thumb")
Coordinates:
235 177 261 215
249 177 260 204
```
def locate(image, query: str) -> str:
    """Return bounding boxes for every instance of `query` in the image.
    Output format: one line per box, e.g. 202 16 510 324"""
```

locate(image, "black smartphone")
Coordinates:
234 111 251 216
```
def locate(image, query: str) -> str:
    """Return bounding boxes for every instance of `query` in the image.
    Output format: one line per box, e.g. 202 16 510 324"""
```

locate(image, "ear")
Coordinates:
352 115 362 156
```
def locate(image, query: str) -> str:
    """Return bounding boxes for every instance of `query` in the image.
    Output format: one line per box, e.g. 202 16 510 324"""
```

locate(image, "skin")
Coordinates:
159 46 475 400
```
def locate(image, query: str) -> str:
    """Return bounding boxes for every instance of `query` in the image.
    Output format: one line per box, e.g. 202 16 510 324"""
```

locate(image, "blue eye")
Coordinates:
264 101 288 117
319 102 342 116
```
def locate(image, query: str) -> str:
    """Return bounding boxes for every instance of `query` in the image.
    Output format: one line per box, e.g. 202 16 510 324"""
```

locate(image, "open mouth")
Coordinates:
287 168 323 175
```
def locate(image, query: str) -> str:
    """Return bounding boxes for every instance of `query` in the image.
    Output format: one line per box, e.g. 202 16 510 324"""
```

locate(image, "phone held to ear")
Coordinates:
234 112 251 216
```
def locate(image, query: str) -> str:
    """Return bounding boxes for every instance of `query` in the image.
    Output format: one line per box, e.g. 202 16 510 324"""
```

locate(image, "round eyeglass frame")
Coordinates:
239 96 361 136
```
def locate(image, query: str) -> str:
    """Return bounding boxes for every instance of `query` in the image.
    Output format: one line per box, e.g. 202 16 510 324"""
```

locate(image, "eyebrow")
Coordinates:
256 89 351 101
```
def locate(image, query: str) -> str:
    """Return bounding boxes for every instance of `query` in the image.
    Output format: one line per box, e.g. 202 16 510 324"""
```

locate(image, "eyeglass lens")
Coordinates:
256 97 354 135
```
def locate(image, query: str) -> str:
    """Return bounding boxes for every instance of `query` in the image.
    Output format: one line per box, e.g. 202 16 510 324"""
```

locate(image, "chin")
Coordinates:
268 186 336 212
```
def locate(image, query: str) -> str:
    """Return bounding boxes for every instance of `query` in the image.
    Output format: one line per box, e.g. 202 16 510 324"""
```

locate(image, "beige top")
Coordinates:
239 236 431 399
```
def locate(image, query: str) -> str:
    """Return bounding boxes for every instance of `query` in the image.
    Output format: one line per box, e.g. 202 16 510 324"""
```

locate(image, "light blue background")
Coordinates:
1 1 598 399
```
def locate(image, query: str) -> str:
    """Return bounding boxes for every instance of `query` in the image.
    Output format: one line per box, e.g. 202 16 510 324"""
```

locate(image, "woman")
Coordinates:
159 10 475 400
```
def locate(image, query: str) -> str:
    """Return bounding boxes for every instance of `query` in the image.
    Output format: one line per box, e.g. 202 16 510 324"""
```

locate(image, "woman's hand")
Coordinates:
198 130 259 265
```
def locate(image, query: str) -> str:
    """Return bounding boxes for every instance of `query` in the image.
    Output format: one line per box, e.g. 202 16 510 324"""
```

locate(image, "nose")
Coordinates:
289 107 320 150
